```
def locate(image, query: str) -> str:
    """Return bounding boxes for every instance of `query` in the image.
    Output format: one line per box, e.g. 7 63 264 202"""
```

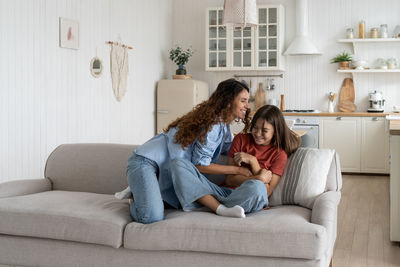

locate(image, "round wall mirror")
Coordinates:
90 57 103 78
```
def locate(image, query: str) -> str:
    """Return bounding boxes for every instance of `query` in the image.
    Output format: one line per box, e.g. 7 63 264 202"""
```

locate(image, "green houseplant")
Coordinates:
331 51 352 69
169 46 195 75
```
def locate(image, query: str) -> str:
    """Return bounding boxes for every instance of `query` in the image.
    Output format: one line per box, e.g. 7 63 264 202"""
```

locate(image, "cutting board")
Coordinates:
339 78 356 112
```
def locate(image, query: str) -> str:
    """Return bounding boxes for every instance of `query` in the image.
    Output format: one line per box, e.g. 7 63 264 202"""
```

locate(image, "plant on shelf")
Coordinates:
331 51 352 69
169 45 195 75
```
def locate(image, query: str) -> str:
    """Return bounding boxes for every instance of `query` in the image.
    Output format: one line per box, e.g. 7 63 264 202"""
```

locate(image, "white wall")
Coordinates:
0 0 173 182
172 0 400 112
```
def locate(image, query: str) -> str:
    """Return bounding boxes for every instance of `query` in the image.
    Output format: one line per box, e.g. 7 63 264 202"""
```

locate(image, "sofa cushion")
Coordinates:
0 191 132 248
124 206 327 260
269 148 334 209
45 143 137 194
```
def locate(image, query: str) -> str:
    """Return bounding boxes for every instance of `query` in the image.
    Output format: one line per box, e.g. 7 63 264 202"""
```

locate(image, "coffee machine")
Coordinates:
368 90 385 113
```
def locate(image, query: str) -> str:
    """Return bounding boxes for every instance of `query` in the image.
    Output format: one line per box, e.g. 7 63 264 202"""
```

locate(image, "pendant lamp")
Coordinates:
222 0 257 28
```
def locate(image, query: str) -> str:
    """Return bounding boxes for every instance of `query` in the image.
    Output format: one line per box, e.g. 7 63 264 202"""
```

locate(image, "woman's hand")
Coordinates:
234 152 256 166
255 169 272 184
237 166 252 177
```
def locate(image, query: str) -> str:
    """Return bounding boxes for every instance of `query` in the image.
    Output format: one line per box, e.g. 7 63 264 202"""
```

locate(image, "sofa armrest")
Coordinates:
311 191 341 262
311 191 341 227
0 179 52 198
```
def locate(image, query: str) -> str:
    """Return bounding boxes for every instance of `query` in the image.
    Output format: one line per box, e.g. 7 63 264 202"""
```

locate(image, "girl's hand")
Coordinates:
237 166 252 177
234 152 256 166
256 169 273 184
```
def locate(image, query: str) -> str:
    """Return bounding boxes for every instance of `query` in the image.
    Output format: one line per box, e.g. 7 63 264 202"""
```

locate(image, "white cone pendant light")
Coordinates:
222 0 257 28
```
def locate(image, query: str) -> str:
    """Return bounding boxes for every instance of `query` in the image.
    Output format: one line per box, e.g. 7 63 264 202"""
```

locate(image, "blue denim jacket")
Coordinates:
134 123 232 208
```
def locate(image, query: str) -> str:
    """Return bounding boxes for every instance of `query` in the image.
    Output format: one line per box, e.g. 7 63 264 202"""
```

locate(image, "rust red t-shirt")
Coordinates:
228 133 287 176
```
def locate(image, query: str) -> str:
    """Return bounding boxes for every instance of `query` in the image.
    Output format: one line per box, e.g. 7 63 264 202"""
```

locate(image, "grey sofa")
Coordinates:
0 143 342 267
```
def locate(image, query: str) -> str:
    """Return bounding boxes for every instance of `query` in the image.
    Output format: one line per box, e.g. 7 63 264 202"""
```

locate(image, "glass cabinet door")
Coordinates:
257 6 280 69
232 27 253 68
207 9 227 69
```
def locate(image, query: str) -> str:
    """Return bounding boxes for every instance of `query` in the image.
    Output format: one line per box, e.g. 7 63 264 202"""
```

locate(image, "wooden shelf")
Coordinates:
337 69 400 73
338 38 400 43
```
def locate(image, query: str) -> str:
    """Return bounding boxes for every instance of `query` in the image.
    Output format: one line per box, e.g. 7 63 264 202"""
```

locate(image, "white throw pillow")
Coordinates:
269 148 335 209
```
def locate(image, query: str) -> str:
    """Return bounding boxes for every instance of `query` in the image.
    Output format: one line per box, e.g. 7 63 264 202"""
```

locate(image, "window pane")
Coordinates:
268 38 277 49
269 8 277 23
243 52 251 67
219 52 226 67
209 27 216 38
234 28 242 37
218 27 226 38
259 8 266 24
243 27 251 37
209 53 217 67
209 10 217 25
243 38 251 50
269 52 277 67
209 40 217 51
218 10 223 25
259 26 267 37
218 39 226 50
234 52 242 67
259 52 267 67
259 39 267 50
234 39 242 50
269 25 277 37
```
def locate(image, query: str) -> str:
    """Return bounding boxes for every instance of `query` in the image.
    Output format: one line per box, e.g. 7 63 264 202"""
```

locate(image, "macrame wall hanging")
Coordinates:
106 40 133 101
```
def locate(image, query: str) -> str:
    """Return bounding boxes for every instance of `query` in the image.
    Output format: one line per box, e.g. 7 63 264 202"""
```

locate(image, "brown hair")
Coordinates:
165 79 250 149
248 105 301 156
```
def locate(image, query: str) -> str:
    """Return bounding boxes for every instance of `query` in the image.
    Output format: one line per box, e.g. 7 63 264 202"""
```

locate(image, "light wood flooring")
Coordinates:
333 174 400 267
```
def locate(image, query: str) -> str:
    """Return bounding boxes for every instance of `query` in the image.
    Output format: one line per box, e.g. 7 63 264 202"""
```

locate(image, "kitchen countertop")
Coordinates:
389 120 400 135
283 112 394 117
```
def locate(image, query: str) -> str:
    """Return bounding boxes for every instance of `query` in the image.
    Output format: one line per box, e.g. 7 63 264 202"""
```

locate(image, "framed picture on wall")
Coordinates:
59 17 79 49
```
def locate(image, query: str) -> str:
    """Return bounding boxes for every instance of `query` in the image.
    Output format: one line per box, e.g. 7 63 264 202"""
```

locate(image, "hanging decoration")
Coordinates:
222 0 257 28
106 41 133 102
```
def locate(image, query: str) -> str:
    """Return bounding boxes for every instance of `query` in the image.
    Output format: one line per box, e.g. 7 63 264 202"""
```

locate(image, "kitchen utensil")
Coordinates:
280 94 285 111
338 100 357 112
328 92 337 113
254 82 266 111
338 78 355 112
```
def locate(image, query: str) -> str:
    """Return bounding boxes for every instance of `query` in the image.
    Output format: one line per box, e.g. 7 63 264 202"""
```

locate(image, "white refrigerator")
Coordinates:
156 80 209 134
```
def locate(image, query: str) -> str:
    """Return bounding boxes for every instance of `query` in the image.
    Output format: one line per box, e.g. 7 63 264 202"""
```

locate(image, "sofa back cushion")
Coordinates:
45 143 137 194
269 148 336 209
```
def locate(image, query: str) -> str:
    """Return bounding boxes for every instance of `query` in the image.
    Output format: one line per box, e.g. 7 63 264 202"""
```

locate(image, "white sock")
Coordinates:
216 204 245 218
114 186 132 200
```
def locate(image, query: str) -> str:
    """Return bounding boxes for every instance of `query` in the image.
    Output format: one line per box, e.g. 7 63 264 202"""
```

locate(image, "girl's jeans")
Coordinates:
169 158 268 213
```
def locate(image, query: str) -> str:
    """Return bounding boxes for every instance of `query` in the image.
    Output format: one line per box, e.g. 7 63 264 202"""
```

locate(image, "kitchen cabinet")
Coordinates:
319 116 389 173
361 117 389 173
319 117 361 172
205 5 284 71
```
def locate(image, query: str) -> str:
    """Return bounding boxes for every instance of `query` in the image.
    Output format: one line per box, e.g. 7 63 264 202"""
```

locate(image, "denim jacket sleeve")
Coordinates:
191 123 227 166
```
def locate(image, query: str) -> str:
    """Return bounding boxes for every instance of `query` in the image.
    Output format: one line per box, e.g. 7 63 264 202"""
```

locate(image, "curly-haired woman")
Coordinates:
124 79 251 224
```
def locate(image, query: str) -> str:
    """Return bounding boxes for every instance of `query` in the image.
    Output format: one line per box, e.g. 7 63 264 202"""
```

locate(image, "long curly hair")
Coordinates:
249 105 301 157
165 79 250 149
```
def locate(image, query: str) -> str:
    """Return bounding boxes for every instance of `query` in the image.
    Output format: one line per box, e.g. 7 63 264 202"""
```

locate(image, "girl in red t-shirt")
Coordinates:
169 105 300 219
225 105 300 197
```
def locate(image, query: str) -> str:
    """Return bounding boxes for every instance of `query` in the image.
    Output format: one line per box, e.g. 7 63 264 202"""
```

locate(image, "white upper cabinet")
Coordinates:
205 5 284 71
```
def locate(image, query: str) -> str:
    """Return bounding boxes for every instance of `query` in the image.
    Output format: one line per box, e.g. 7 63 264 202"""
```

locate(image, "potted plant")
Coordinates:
169 45 195 75
331 51 352 69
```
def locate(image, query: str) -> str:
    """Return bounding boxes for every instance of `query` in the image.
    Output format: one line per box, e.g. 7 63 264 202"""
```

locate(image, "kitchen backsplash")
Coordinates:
171 0 400 113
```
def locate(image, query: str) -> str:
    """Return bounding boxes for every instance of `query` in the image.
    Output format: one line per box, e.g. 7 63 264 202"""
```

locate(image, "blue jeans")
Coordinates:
169 158 268 213
126 153 164 224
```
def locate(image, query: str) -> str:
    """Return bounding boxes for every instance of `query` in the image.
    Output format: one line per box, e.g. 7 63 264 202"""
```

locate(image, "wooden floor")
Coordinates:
334 174 400 267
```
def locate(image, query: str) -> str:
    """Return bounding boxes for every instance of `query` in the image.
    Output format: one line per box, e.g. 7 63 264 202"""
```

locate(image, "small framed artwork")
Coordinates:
59 17 79 49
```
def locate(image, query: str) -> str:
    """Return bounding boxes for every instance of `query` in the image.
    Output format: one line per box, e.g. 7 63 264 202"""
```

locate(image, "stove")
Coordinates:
283 109 321 113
